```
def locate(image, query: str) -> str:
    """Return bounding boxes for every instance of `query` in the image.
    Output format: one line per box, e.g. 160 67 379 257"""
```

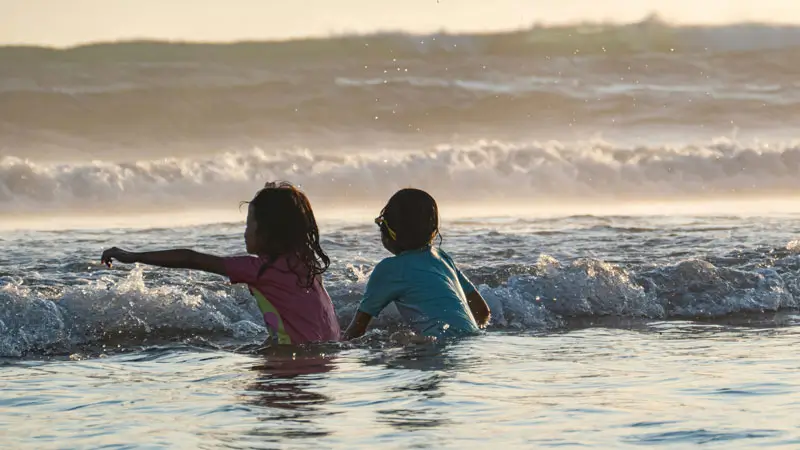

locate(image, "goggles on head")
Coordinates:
374 216 397 240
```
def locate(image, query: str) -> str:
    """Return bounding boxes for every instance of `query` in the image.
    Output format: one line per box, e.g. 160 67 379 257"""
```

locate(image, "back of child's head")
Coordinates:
247 181 329 288
380 188 440 252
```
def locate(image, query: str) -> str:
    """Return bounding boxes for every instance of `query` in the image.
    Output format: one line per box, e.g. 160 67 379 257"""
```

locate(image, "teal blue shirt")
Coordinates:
358 246 480 338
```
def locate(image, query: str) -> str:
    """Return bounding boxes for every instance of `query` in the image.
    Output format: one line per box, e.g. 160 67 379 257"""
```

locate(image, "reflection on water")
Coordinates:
241 349 338 443
1 326 799 448
359 343 461 434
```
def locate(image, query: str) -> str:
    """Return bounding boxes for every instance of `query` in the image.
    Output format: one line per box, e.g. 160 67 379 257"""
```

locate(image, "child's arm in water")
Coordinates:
466 290 491 329
445 251 491 328
342 311 372 340
342 258 400 341
100 247 226 276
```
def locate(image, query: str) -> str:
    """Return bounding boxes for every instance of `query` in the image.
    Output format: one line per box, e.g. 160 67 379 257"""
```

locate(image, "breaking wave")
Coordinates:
3 249 800 357
3 139 800 213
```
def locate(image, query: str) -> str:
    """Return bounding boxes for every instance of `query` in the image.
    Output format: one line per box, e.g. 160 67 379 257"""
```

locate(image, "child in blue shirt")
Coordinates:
343 188 491 340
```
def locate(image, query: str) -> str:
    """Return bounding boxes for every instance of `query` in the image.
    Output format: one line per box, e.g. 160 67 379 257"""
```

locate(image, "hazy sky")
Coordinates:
4 0 800 47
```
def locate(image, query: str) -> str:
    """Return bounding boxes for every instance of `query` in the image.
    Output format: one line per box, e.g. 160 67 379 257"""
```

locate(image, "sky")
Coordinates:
3 0 800 47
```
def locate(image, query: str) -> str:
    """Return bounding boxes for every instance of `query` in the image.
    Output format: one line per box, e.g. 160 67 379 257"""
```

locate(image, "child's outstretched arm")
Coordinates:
100 247 226 276
342 311 372 340
466 290 491 329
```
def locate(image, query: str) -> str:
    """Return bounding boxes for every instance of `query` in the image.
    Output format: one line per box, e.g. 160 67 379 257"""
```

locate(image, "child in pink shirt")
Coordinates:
100 182 340 345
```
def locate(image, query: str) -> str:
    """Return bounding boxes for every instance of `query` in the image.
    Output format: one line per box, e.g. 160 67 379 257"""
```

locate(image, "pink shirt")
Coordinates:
223 255 340 344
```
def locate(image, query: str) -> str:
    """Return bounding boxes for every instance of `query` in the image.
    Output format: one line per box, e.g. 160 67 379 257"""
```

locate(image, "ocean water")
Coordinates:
3 18 800 448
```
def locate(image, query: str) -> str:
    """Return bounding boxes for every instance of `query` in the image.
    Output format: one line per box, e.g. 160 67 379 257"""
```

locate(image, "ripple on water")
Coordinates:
624 429 784 446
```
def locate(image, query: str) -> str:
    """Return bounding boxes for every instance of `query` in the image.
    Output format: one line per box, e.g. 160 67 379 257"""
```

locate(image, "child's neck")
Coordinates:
394 243 433 255
257 251 288 260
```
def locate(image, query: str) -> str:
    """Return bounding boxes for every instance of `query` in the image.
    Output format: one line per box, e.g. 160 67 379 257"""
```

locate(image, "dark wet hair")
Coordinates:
244 181 329 288
379 188 441 253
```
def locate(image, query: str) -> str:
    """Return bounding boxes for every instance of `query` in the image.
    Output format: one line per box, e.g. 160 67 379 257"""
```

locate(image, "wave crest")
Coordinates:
3 139 800 213
3 251 800 357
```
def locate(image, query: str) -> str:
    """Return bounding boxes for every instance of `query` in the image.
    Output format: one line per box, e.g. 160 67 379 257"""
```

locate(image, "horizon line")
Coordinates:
4 13 800 50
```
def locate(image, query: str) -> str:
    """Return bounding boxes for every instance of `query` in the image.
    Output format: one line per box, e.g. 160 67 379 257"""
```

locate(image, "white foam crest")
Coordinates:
476 256 797 324
0 268 265 357
3 252 800 356
5 139 800 214
643 260 797 317
479 255 662 326
0 283 70 357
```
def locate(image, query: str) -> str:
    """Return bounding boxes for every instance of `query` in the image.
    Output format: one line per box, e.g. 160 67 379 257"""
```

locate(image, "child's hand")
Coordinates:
100 247 138 267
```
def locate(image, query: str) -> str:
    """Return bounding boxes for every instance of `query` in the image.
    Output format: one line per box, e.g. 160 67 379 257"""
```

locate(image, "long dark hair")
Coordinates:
245 181 329 288
378 188 441 253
